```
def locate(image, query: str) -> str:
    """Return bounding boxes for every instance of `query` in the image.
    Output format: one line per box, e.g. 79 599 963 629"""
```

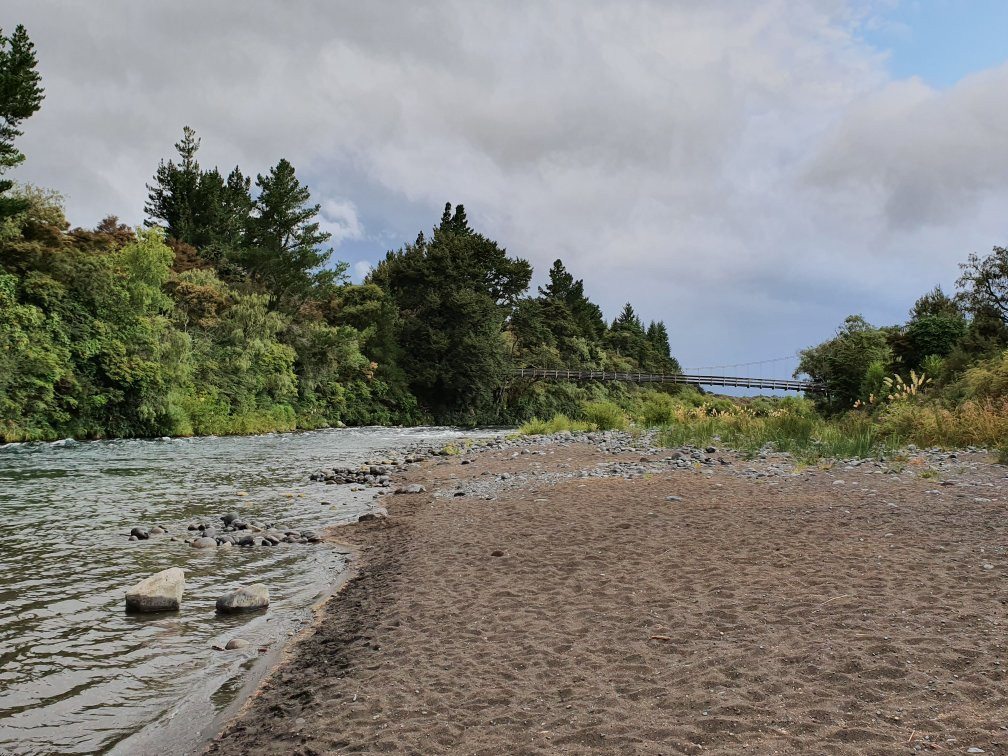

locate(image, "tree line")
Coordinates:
797 252 1008 412
0 25 679 441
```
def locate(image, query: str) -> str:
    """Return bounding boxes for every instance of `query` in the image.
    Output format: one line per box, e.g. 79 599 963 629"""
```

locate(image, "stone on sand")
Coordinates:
394 483 426 494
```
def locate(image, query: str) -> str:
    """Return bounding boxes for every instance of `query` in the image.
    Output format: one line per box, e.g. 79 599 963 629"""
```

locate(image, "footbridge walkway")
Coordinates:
512 368 822 393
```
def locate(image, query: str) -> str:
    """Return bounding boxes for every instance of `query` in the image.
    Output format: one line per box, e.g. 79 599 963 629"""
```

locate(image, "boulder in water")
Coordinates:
125 568 185 612
130 527 149 540
215 584 270 613
221 511 240 525
225 637 250 650
190 537 217 549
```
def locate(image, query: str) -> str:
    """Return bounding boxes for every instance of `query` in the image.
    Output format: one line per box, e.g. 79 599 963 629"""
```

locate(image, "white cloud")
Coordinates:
319 198 363 246
351 260 372 283
6 0 1006 370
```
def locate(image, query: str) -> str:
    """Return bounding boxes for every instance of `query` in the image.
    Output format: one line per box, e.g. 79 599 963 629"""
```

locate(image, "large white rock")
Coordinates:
125 567 185 612
215 583 270 613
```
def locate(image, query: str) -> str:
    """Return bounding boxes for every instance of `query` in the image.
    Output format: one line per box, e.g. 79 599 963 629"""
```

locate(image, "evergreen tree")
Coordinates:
371 203 532 421
0 25 44 219
646 320 671 358
241 158 344 309
612 302 643 334
144 128 253 269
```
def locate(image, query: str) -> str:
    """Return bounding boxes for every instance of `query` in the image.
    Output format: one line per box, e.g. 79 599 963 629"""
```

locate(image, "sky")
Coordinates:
5 1 1008 379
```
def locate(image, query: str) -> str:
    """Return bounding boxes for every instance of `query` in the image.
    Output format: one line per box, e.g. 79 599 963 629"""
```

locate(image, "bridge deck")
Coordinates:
512 368 820 393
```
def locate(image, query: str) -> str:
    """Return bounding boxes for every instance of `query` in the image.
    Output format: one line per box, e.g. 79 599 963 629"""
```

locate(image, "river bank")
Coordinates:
206 433 1008 754
0 427 504 755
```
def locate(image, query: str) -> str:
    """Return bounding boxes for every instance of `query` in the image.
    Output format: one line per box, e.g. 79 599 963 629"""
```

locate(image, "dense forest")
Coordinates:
0 26 679 441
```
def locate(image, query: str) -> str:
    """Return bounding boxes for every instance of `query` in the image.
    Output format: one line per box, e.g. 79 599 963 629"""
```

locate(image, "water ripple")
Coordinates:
0 426 490 754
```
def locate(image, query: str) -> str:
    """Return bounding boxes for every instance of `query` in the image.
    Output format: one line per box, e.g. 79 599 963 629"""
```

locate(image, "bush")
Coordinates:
582 400 628 431
878 398 1008 449
637 392 681 426
518 414 595 435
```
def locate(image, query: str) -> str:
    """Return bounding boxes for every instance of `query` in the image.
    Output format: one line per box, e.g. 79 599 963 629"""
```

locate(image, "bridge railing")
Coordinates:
511 368 822 393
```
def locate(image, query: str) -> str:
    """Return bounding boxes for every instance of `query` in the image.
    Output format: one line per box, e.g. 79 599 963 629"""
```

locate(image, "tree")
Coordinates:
910 285 961 321
370 202 532 421
646 320 671 359
144 127 253 270
538 258 606 340
611 302 643 334
957 245 1008 323
796 315 892 409
0 25 44 219
241 158 344 309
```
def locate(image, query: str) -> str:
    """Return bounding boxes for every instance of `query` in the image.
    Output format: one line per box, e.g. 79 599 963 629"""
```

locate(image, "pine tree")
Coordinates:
241 158 342 308
0 25 44 218
646 320 671 358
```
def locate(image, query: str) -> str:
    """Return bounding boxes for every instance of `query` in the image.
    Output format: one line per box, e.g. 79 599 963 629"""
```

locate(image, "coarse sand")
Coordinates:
208 443 1008 754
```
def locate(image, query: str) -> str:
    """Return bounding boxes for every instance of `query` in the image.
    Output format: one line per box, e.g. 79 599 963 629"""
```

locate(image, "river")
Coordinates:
0 427 494 755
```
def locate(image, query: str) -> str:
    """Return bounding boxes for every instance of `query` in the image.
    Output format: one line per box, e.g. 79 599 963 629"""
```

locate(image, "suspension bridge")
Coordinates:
512 353 823 393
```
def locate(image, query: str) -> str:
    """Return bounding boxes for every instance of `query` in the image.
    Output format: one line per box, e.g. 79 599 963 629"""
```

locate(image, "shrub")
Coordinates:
582 400 627 430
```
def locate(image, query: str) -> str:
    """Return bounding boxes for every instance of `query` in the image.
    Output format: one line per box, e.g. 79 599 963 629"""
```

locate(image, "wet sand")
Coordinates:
208 442 1008 754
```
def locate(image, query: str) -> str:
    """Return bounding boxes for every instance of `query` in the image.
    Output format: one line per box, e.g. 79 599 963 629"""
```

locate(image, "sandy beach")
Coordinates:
207 438 1008 754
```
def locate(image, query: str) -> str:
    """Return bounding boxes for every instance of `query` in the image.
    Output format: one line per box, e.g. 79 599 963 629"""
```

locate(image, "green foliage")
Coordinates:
518 414 595 435
910 286 961 321
145 127 253 275
0 24 44 218
958 350 1008 400
797 315 893 411
898 315 967 369
241 158 343 309
581 400 627 431
656 406 903 463
957 245 1008 323
371 203 532 422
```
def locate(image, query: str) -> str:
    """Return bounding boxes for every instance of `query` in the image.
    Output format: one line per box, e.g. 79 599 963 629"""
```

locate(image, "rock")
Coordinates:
221 511 240 525
665 495 684 502
190 537 218 549
301 530 322 543
125 567 185 612
225 638 250 650
705 446 717 454
491 550 505 557
149 526 166 535
128 535 138 541
216 584 270 613
358 507 389 522
394 483 426 494
130 527 149 540
237 535 256 547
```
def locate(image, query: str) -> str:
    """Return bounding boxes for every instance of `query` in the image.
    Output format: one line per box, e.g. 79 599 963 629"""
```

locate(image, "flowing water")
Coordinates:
0 427 493 755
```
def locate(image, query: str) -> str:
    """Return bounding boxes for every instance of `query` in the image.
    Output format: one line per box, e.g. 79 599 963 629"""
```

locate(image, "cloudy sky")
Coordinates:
6 1 1008 377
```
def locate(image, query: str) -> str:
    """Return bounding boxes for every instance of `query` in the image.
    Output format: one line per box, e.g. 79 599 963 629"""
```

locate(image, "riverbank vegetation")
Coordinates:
0 26 678 441
2 24 1007 456
518 254 1008 461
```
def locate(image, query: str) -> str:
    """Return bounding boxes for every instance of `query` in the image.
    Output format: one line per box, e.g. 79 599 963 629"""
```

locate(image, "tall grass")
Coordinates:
519 414 595 435
654 406 903 462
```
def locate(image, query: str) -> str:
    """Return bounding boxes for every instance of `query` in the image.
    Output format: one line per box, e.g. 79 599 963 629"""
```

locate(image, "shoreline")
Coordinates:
205 433 1007 753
